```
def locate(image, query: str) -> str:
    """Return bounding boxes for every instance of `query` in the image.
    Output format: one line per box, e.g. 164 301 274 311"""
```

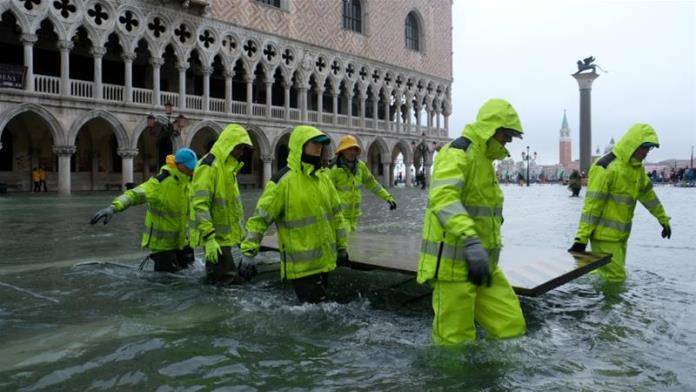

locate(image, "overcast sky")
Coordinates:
450 0 696 165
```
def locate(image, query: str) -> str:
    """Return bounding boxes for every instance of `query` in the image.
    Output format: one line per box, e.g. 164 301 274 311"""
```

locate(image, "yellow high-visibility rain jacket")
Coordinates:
575 123 670 244
325 159 393 231
112 160 191 252
417 99 523 283
241 125 348 280
190 124 252 247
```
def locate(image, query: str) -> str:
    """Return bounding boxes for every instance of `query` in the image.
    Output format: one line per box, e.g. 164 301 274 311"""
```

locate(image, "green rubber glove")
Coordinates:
205 238 222 264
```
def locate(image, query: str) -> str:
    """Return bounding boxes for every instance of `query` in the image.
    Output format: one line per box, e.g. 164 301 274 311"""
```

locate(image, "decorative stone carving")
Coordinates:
117 149 139 158
53 145 77 156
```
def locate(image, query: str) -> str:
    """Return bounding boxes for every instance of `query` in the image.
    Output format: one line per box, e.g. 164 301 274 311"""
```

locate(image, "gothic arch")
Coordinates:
0 4 31 34
68 110 129 149
31 14 67 40
244 125 271 158
183 119 222 146
392 139 413 163
0 103 65 145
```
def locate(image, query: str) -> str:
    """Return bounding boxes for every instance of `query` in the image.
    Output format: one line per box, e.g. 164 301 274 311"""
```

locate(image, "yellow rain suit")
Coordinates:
190 124 252 249
574 123 670 282
241 125 348 280
417 98 526 345
326 157 394 232
112 159 191 252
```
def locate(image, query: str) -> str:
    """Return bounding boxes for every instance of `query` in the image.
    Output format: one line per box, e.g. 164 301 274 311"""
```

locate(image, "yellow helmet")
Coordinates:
336 135 361 155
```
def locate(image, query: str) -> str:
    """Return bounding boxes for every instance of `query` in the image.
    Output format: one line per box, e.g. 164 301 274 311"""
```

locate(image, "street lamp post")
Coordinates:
521 145 537 187
147 102 188 141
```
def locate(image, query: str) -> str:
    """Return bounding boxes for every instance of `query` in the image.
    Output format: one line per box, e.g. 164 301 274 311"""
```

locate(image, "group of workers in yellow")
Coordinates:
90 98 671 346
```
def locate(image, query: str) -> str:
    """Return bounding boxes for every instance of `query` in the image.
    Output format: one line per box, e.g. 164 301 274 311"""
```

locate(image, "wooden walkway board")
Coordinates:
261 232 610 297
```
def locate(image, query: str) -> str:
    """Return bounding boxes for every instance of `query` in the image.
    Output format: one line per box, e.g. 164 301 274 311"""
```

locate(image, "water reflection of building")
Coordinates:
0 0 452 193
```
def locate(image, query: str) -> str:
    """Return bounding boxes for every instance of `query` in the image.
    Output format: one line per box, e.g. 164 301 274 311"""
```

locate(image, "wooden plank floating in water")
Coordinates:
260 232 611 297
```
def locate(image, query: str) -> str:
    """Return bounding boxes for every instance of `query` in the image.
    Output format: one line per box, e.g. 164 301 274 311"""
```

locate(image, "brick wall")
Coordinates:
210 0 452 80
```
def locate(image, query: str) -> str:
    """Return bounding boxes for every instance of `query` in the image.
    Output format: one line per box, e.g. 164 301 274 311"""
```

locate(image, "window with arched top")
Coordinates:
405 11 420 51
343 0 362 33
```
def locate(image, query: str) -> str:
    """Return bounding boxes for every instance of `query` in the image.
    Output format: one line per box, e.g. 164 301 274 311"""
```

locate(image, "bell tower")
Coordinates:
559 110 572 166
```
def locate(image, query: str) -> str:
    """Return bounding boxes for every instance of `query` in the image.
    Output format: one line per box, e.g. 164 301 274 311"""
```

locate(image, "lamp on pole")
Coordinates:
521 145 537 187
147 102 188 141
411 132 430 189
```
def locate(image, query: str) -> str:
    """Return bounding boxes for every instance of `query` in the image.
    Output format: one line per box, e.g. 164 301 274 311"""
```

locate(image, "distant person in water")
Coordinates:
568 170 582 197
568 124 671 283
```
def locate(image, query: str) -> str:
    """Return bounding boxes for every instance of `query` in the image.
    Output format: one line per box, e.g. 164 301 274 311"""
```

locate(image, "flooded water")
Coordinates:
1 185 695 391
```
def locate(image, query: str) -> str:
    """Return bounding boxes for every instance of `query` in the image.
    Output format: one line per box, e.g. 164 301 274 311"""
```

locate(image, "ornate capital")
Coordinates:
57 40 74 51
21 33 38 45
177 62 190 72
117 149 139 158
572 72 599 90
121 52 137 62
223 70 235 78
53 145 76 156
150 57 165 67
261 155 274 163
201 66 214 75
90 47 107 58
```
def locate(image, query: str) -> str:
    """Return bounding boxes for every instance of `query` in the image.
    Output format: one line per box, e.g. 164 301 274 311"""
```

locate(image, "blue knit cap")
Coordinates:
174 148 198 171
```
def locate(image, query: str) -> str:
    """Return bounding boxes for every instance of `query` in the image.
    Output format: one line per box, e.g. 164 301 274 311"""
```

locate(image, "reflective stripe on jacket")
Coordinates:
242 125 348 280
575 123 670 243
326 159 392 231
190 124 252 247
417 99 523 283
112 163 191 252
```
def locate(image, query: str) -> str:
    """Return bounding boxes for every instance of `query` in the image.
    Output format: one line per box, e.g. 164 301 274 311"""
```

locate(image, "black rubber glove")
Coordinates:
337 249 350 267
238 255 258 281
462 237 490 286
661 224 671 239
568 239 587 253
90 206 115 225
388 199 397 210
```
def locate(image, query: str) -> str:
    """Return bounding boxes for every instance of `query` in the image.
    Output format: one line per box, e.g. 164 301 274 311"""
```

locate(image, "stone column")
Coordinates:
283 81 291 121
383 90 391 131
316 86 324 123
224 70 233 113
57 40 73 96
122 52 136 104
262 155 273 186
150 57 163 107
332 92 339 124
415 102 421 135
202 66 212 112
299 85 308 121
424 163 432 188
346 88 353 127
405 101 413 134
359 92 367 129
381 162 391 188
177 62 189 111
91 47 106 100
245 76 253 116
573 72 600 174
372 93 379 128
394 91 402 133
21 33 37 92
435 107 441 132
405 160 413 187
53 145 76 195
118 149 138 188
265 79 273 119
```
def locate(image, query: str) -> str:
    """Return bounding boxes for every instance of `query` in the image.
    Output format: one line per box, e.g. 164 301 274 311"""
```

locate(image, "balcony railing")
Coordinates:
34 75 60 95
132 87 152 105
209 97 225 113
70 80 93 98
4 74 449 136
103 83 124 102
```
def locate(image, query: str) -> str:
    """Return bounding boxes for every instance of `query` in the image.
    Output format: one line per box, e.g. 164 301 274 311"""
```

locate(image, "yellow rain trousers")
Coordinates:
418 98 526 344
